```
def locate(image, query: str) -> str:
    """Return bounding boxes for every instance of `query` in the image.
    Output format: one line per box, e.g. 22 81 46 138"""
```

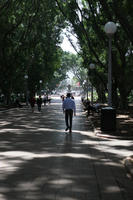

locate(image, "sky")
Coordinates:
61 36 77 54
60 0 82 54
60 29 79 54
60 29 79 81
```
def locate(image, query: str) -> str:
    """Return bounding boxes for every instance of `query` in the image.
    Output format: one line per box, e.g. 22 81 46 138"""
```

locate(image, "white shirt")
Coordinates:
62 97 76 113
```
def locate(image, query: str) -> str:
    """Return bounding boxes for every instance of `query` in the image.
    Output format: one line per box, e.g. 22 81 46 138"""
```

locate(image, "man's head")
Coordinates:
67 93 71 98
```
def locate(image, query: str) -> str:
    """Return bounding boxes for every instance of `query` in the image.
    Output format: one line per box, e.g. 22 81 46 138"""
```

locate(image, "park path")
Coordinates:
0 96 133 200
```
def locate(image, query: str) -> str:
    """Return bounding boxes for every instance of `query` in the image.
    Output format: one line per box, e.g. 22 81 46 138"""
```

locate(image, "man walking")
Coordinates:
62 93 76 133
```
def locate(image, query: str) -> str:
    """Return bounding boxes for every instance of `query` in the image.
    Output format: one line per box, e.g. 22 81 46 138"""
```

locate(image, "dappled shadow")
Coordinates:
91 110 133 138
0 97 133 199
117 114 133 136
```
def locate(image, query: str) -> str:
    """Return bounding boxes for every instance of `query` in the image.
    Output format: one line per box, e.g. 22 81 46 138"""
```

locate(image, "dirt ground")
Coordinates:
89 105 133 171
90 105 133 138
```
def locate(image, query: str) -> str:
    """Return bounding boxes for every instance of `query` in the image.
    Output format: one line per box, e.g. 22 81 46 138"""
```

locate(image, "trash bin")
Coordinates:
101 107 116 131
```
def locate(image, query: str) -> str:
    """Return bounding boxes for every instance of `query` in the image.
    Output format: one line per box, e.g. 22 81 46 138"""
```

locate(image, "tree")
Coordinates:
56 0 133 108
0 0 65 103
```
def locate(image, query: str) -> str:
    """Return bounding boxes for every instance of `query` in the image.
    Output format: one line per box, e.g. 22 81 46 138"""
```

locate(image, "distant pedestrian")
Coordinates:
61 95 65 102
62 93 76 133
43 95 47 105
37 95 42 112
29 96 36 112
86 100 95 116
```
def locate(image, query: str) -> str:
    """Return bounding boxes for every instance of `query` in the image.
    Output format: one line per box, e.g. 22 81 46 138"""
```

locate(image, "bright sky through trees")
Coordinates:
60 29 78 54
60 29 79 83
61 36 77 54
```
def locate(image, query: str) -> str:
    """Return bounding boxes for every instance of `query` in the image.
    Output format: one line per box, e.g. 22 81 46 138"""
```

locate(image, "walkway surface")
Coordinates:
0 96 133 200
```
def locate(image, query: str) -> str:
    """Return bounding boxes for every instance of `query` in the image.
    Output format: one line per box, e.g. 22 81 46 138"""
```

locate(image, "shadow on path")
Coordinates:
0 97 133 200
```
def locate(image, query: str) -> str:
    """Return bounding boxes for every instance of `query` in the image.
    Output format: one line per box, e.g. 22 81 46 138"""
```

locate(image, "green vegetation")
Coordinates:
56 0 133 109
0 0 65 103
0 0 133 109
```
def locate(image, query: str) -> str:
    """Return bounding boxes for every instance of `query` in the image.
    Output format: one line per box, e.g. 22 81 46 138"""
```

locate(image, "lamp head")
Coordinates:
24 75 28 79
104 21 117 37
89 63 95 69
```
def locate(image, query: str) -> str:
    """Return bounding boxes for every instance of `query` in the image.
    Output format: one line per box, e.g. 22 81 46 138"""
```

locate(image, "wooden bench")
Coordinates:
82 100 104 116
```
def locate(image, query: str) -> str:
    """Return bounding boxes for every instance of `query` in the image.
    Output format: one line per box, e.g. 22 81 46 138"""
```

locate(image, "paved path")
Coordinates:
0 97 133 200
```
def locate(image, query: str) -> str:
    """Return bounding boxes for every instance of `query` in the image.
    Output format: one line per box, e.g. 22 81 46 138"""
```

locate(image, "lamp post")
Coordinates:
86 74 89 100
104 22 117 107
24 75 28 106
82 80 86 99
39 80 42 95
89 63 95 104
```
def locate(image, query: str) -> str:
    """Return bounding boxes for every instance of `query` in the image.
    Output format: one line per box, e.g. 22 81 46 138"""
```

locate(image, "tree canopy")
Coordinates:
0 0 65 102
1 0 133 109
56 0 133 108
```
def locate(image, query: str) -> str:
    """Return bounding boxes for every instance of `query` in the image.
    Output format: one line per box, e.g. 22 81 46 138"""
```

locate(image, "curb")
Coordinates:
0 108 15 112
95 130 133 140
0 104 28 113
0 107 24 113
93 124 133 140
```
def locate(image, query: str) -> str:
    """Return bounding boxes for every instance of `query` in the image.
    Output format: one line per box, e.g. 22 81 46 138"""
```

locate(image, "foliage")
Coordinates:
1 0 133 109
56 0 133 108
0 0 65 103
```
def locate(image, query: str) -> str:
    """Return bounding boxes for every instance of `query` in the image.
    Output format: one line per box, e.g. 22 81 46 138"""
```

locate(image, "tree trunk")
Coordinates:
119 92 129 110
96 86 106 103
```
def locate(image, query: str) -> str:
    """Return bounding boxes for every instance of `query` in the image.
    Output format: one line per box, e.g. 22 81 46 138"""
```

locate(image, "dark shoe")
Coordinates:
65 127 69 131
69 129 72 133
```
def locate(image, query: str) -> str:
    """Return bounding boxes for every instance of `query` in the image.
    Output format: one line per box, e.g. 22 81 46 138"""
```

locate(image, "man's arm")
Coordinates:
62 101 65 113
73 102 76 116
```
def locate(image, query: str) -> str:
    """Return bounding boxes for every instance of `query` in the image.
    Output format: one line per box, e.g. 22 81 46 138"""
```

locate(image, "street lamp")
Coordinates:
82 80 86 99
86 72 89 100
104 21 117 107
24 75 28 106
39 80 42 95
24 75 28 79
89 63 95 104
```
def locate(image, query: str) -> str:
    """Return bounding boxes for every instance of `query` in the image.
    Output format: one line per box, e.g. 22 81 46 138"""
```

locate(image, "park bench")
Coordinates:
82 99 104 116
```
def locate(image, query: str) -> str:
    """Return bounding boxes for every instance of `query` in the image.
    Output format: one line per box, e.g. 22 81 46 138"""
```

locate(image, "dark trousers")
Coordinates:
65 109 73 130
37 105 41 111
